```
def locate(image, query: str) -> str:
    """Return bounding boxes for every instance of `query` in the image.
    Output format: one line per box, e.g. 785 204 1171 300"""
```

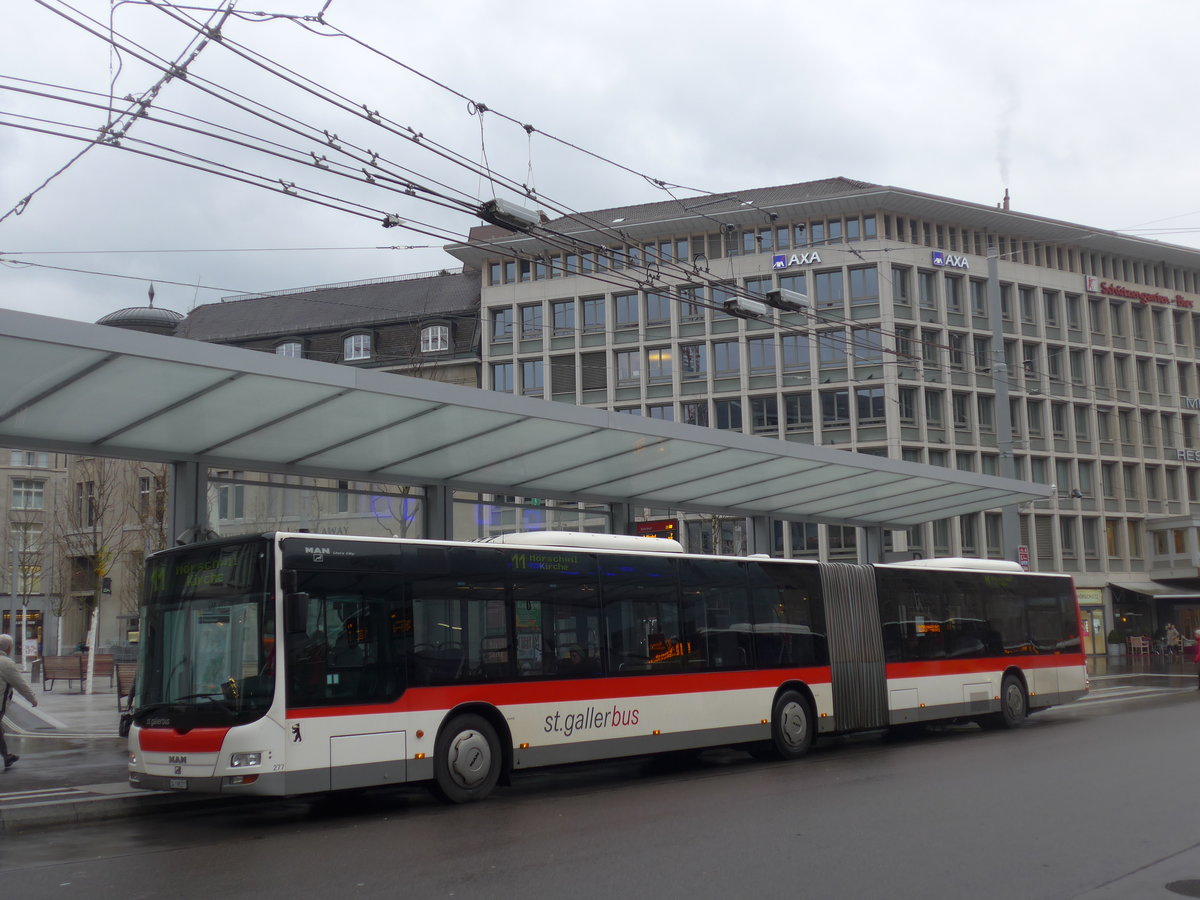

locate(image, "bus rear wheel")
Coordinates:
752 690 814 761
979 674 1027 730
431 714 501 803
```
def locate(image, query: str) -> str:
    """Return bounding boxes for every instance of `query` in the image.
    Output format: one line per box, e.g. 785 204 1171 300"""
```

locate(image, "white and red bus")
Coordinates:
127 531 1087 802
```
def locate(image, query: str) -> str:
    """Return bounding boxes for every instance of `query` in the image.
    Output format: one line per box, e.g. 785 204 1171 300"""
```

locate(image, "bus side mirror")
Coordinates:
285 593 310 634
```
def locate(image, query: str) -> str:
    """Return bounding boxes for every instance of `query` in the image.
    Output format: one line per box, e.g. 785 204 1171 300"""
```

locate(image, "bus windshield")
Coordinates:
136 538 275 730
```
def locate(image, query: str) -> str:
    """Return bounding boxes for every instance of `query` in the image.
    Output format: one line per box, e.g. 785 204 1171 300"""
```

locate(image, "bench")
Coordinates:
83 653 115 688
41 655 82 691
115 662 136 713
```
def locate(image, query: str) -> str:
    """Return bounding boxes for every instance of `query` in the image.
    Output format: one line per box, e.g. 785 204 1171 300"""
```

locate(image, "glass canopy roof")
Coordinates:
0 308 1050 529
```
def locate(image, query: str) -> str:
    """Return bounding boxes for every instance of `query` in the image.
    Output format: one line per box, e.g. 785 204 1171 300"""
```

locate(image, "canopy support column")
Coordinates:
423 484 452 541
746 516 772 556
860 526 885 564
169 461 212 544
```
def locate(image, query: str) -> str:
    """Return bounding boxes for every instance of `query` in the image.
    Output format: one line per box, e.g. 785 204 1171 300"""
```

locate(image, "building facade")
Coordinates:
444 177 1200 652
1 448 68 660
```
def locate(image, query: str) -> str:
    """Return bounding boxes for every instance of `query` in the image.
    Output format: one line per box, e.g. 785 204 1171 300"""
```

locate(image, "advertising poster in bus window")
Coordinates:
516 602 542 670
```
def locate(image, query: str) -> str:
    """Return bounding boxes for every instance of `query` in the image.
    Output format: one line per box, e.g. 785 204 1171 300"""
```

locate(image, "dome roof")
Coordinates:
96 305 184 335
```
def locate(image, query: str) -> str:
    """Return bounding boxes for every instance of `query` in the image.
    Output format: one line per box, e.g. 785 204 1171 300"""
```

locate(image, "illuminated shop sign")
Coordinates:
931 251 970 269
1085 275 1194 308
772 251 822 270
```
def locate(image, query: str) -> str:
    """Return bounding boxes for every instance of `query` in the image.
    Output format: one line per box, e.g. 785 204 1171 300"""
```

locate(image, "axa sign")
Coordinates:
772 251 822 270
931 251 970 270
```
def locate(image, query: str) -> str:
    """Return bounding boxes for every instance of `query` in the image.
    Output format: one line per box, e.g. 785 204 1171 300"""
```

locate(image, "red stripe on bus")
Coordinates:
138 727 230 752
287 667 833 719
887 653 1086 680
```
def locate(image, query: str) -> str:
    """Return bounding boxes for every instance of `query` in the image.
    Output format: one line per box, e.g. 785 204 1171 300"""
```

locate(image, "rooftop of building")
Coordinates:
177 268 478 343
448 176 1200 270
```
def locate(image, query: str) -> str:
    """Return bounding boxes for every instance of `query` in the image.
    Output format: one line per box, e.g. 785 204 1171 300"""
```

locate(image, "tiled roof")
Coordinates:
178 270 479 341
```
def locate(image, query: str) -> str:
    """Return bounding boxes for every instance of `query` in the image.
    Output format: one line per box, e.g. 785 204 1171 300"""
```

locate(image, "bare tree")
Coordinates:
51 457 135 693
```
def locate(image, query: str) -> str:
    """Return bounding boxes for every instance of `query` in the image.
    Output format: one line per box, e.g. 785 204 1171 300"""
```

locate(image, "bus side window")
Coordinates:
680 559 752 670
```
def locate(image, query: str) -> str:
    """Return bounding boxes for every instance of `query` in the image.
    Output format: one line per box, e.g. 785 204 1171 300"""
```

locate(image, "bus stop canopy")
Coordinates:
0 308 1050 529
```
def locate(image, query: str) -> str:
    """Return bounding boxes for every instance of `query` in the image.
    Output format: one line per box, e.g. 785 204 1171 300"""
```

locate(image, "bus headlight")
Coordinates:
230 751 263 768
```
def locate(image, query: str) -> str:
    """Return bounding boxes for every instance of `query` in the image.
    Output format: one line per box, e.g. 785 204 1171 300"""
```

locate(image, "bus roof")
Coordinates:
478 531 685 553
879 557 1026 573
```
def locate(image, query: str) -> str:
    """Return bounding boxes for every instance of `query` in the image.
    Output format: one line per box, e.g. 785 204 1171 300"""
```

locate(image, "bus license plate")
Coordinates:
168 778 187 790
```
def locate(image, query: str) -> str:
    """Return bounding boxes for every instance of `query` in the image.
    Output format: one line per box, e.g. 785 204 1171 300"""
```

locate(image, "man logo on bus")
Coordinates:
292 723 302 743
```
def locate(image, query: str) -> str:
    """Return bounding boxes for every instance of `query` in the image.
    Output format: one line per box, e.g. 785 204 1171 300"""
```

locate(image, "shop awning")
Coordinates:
1110 581 1200 600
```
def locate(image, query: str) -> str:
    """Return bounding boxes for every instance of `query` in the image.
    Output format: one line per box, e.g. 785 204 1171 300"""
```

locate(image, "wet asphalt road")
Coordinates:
3 686 1199 900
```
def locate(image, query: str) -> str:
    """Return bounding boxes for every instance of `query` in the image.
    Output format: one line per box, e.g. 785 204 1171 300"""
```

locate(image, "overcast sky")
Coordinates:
3 0 1199 324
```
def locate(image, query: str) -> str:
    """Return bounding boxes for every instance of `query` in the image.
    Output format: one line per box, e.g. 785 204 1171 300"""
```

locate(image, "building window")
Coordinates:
750 396 778 434
712 341 740 376
892 267 911 306
852 328 883 365
614 293 639 330
1019 286 1036 324
215 471 245 521
679 286 706 322
13 479 44 510
953 393 970 428
821 389 851 427
520 304 543 339
714 399 742 431
491 362 514 392
780 334 809 371
918 271 937 308
945 275 963 313
420 325 449 353
856 386 885 424
9 451 50 468
521 360 544 396
818 331 846 368
492 308 514 342
848 266 878 307
680 344 707 380
275 341 302 358
581 297 605 333
681 401 709 427
970 279 987 317
814 271 844 310
644 291 672 326
646 348 672 384
551 300 575 336
785 393 813 431
343 333 371 361
747 338 775 373
138 475 167 520
616 350 640 384
977 395 994 431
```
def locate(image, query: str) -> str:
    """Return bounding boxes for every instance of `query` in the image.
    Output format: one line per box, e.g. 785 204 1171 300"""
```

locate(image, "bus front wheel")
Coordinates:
431 714 501 803
752 690 814 760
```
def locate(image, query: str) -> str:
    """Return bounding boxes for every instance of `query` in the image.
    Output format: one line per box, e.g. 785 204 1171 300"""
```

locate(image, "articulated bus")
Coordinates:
127 531 1087 802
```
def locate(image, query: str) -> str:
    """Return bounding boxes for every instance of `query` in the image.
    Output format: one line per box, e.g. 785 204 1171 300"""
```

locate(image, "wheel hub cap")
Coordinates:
448 729 492 788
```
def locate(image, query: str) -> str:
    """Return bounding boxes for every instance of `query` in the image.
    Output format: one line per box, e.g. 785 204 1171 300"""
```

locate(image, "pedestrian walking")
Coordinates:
1194 629 1200 691
0 633 37 770
1167 623 1181 657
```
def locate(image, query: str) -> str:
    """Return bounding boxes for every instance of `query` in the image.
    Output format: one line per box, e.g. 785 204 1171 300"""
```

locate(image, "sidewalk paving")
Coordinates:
0 654 1194 833
0 674 197 833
